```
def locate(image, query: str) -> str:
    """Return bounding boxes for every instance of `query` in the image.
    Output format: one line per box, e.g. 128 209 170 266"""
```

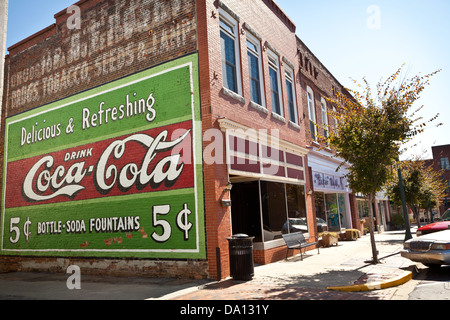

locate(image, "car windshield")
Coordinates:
441 210 450 221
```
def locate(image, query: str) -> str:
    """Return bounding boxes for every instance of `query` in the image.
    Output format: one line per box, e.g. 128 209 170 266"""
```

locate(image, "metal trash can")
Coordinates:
227 234 255 281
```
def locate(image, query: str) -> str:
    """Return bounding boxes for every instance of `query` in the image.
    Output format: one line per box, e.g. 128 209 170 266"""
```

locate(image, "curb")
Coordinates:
326 271 413 292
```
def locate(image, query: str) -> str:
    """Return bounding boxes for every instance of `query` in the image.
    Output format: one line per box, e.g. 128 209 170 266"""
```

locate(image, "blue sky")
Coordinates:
6 0 449 160
277 0 450 160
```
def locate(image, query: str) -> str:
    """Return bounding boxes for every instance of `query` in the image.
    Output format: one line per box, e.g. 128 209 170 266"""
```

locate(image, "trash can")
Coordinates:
227 234 255 281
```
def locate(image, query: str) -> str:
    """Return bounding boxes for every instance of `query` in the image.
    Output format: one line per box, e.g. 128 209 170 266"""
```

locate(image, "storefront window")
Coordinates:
315 192 326 222
357 199 369 219
261 181 286 241
325 193 340 231
285 184 308 234
337 194 348 229
231 181 309 243
315 192 347 231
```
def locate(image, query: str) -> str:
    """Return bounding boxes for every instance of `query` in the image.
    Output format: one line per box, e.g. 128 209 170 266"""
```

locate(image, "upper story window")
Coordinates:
268 50 283 117
220 9 242 95
285 66 297 124
332 107 339 129
307 86 316 140
321 97 329 140
441 157 450 170
247 34 264 106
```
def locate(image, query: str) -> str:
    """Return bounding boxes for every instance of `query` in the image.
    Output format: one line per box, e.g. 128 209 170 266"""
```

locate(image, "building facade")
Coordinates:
296 37 360 233
431 145 450 214
1 0 356 280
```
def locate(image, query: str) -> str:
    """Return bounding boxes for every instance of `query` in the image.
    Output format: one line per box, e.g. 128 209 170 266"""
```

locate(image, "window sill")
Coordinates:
253 233 311 250
222 87 245 104
271 112 286 124
288 121 301 131
249 101 268 114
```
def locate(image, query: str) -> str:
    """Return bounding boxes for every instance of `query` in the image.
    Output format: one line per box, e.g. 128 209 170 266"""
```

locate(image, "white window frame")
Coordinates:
307 86 316 140
268 50 283 117
219 9 242 96
246 33 265 107
332 106 338 129
321 97 328 139
285 66 298 124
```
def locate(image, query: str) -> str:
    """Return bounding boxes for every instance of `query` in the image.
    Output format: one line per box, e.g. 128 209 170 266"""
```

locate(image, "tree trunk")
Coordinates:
368 193 379 264
413 206 421 228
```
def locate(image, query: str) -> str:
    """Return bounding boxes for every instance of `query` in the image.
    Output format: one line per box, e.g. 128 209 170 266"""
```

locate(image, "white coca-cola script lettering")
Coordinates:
22 130 191 202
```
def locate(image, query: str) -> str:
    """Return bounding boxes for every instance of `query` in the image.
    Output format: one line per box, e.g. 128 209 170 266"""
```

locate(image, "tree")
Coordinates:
388 160 446 227
325 66 441 264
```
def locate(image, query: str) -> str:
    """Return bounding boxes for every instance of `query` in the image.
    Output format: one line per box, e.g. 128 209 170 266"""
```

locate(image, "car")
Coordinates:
401 229 450 268
417 209 450 236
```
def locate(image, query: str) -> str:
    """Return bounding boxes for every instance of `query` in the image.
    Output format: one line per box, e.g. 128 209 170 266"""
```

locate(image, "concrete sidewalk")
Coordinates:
167 228 419 300
0 229 418 300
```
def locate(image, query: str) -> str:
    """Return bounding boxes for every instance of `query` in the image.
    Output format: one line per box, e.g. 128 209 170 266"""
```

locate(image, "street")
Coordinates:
407 265 450 300
0 229 449 301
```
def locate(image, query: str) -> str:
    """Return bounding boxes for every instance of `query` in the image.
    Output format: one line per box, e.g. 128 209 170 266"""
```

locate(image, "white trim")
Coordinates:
246 32 265 108
218 118 309 156
219 8 243 96
285 65 298 124
267 49 283 117
307 86 316 139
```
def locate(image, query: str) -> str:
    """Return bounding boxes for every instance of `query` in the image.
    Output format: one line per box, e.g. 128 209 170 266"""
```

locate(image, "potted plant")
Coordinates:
345 229 360 241
321 232 339 247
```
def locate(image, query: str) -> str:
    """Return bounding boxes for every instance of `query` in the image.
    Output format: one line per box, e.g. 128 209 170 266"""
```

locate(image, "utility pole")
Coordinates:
398 167 413 241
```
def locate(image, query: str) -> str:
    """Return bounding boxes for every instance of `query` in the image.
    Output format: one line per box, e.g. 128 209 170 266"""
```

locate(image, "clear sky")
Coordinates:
5 0 450 160
276 0 450 160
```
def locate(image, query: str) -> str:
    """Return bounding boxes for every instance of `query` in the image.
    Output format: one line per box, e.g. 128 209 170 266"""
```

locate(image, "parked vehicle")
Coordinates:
401 230 450 268
417 209 450 236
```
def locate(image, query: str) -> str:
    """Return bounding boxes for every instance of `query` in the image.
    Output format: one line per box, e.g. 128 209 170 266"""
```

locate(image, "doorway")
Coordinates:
230 181 262 242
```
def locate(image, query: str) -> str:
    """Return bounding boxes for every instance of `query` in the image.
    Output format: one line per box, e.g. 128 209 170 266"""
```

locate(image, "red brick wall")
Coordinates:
198 0 313 280
432 145 450 214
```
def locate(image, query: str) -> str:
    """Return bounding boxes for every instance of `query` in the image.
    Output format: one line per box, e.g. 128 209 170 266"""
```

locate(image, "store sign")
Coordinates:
312 171 346 191
1 54 205 259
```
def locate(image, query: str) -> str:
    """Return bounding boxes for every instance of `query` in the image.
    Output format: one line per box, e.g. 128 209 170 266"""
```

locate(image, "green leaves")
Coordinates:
327 66 440 196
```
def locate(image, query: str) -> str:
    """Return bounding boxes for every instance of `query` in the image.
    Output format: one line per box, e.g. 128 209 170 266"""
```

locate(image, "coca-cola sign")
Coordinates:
1 54 205 259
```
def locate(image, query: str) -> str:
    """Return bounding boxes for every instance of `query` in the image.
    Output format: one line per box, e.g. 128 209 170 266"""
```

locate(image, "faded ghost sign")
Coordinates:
8 0 196 114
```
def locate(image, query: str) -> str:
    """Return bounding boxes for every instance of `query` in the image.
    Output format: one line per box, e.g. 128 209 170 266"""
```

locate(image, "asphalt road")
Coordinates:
409 265 450 300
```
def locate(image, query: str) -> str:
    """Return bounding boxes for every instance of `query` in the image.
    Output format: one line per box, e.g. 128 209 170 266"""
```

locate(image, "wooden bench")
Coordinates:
282 232 319 260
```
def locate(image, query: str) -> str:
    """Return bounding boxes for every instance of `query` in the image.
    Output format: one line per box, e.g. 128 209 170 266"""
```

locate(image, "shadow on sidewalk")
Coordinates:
186 268 390 300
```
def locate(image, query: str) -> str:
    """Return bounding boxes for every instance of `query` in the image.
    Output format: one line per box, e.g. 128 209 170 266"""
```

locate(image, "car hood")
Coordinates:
418 221 450 231
411 229 450 242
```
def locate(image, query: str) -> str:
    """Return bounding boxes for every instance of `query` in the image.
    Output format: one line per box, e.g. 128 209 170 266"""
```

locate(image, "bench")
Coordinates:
282 232 319 260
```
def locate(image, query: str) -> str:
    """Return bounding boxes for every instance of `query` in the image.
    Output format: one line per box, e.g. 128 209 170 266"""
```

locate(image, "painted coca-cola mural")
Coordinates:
1 54 205 259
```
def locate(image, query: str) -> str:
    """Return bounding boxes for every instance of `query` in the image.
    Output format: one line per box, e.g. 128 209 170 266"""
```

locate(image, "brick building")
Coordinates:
297 36 388 234
0 0 349 280
431 145 450 214
296 37 359 233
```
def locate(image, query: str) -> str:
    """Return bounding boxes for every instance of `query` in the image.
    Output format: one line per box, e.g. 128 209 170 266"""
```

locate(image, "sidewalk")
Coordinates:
165 228 419 300
0 229 418 300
